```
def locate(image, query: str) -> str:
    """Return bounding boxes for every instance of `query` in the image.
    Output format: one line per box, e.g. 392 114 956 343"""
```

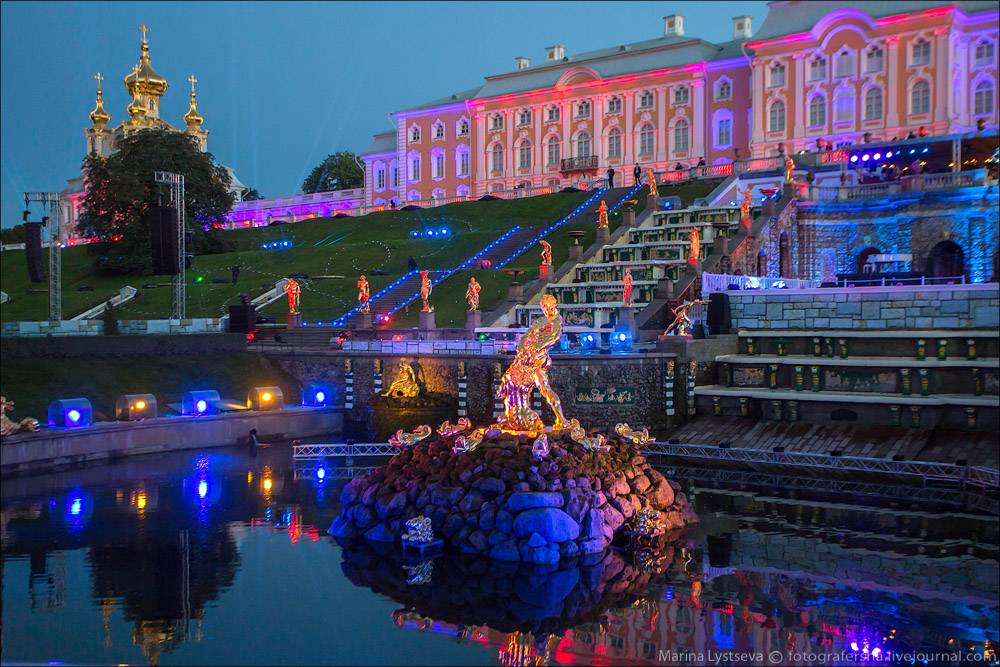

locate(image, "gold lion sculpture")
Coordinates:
0 397 39 437
381 361 420 399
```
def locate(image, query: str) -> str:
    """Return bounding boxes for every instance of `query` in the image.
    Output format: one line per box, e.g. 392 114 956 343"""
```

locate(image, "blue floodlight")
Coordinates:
316 467 326 480
303 385 331 407
862 154 870 162
873 152 881 160
850 155 858 163
580 333 598 350
182 390 221 416
48 398 93 428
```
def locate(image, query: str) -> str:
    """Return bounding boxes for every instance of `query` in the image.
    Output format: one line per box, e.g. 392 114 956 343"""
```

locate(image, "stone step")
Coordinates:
694 385 999 407
717 354 1000 369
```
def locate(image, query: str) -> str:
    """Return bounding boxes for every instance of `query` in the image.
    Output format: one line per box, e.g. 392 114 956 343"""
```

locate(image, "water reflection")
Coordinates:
1 446 997 666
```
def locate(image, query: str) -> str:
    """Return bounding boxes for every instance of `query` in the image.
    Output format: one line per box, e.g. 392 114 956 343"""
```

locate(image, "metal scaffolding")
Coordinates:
154 171 186 319
24 192 63 320
292 442 395 459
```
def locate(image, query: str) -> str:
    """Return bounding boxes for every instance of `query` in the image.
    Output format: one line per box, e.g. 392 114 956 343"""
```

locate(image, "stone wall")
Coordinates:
267 351 690 439
1 318 224 337
728 283 1000 330
1 332 246 358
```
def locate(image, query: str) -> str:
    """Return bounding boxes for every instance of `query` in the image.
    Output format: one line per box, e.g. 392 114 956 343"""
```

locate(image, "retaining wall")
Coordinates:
1 318 224 337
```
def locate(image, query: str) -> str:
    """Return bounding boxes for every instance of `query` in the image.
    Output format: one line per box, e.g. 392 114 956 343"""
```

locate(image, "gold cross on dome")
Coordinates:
94 72 103 89
188 74 198 93
139 23 149 42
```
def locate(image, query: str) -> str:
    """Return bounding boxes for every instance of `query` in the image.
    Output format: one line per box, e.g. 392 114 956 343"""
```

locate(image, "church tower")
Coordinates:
183 75 209 152
86 72 113 157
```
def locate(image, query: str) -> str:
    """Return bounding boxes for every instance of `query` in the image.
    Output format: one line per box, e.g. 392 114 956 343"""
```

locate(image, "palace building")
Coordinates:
359 0 998 208
61 25 246 241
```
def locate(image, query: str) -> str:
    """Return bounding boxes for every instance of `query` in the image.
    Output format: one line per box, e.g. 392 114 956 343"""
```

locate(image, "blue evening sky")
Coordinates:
0 1 768 228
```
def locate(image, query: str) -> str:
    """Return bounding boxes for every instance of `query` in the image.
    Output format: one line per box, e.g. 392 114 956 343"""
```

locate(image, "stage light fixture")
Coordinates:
248 386 284 411
48 398 93 428
303 385 330 407
115 393 157 421
182 390 220 416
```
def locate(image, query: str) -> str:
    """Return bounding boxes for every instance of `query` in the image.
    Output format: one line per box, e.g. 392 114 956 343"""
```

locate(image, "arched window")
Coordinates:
547 136 561 165
431 187 446 201
911 80 930 114
457 118 470 136
432 121 444 140
410 126 421 142
673 119 689 153
518 108 532 126
639 124 655 156
769 63 785 88
409 153 421 181
866 47 884 73
864 87 883 120
374 162 386 191
456 184 470 197
769 100 786 132
518 140 532 168
808 56 826 81
575 131 591 158
833 89 854 123
808 95 826 127
974 80 995 115
716 79 732 100
455 145 470 177
607 96 622 114
834 49 853 78
607 127 622 159
491 144 504 172
673 86 689 105
546 105 560 122
911 39 930 66
975 40 995 67
407 189 421 201
638 90 654 109
389 159 398 188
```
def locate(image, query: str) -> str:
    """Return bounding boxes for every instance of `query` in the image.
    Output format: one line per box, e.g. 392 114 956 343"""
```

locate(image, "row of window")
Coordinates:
767 39 995 89
487 89 695 131
766 79 995 131
409 118 470 143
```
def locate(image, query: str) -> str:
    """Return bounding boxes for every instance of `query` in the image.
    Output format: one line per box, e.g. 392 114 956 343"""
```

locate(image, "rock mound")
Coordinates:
332 432 697 562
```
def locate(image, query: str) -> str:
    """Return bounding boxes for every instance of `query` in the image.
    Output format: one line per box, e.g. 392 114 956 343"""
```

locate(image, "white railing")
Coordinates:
701 272 819 296
71 286 138 320
803 169 987 203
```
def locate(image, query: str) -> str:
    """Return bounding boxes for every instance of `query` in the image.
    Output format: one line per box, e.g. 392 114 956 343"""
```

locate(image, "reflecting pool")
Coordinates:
2 446 997 665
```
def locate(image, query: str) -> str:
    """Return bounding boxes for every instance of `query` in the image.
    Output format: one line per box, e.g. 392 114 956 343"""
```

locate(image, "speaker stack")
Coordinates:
148 204 179 275
24 222 46 282
228 302 257 333
707 292 731 335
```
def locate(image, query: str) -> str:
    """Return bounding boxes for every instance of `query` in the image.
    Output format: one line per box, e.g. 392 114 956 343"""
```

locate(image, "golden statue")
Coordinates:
419 270 433 313
496 294 567 432
739 187 753 230
539 240 552 266
357 275 370 313
596 200 609 229
284 278 301 314
388 424 432 448
437 418 471 437
0 397 39 437
664 299 710 336
688 227 701 264
381 361 420 398
465 276 481 311
784 155 795 184
615 423 653 446
646 168 658 197
622 268 634 306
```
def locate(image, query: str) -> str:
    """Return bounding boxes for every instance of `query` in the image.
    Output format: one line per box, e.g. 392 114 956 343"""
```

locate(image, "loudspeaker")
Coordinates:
707 292 731 335
24 222 46 282
149 205 178 275
228 302 257 333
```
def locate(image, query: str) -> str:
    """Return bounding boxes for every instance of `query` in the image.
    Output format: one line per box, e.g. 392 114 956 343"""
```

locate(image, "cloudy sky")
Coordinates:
0 1 768 228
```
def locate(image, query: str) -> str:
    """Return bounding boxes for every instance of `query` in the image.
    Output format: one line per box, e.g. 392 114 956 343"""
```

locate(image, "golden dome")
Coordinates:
90 72 111 129
123 24 167 98
183 74 204 129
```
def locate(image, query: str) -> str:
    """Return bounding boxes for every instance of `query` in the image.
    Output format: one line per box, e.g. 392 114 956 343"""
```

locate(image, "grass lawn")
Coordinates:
0 352 301 421
1 192 588 323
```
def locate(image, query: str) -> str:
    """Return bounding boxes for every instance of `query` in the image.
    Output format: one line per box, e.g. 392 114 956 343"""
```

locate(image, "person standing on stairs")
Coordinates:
606 166 616 189
633 163 642 185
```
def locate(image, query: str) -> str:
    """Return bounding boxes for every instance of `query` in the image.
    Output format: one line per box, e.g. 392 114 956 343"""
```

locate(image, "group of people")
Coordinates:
604 160 711 189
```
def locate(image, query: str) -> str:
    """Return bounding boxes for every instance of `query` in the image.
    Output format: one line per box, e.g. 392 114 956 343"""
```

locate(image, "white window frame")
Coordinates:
456 117 470 136
834 50 853 79
455 145 470 177
546 136 561 165
518 140 532 169
673 86 690 105
715 115 732 149
431 121 445 140
768 99 786 132
409 154 421 182
910 80 930 115
715 78 732 101
973 80 995 116
638 90 655 109
607 128 622 159
607 96 622 114
409 125 421 143
808 94 826 127
808 56 826 82
864 87 883 121
374 162 386 192
490 144 504 173
546 105 560 122
974 40 995 68
490 114 504 131
866 47 884 73
672 119 689 153
833 89 854 124
575 100 591 118
639 124 654 156
769 63 786 88
431 149 445 180
517 108 532 127
911 39 930 67
575 131 591 158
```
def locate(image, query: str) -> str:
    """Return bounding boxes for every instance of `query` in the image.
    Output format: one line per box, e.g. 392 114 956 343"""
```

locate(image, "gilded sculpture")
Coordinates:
437 418 471 438
784 155 795 184
596 200 609 229
622 268 634 306
0 397 39 437
357 275 371 313
465 277 481 311
646 168 658 197
688 227 700 264
284 277 301 314
664 299 710 336
539 240 552 266
739 188 753 229
389 424 433 448
419 270 433 313
496 294 567 432
381 361 420 398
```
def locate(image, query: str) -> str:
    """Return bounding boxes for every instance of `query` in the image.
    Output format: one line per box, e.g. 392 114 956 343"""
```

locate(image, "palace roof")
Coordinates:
361 131 396 156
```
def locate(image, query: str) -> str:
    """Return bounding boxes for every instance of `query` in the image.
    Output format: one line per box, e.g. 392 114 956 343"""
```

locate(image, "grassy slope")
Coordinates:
0 352 302 421
1 192 588 323
394 178 722 327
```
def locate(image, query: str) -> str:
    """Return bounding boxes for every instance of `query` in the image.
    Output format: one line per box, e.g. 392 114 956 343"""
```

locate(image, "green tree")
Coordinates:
78 128 235 274
301 151 364 193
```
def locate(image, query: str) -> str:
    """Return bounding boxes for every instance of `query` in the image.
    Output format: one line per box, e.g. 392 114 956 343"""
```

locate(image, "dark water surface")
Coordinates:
2 445 997 666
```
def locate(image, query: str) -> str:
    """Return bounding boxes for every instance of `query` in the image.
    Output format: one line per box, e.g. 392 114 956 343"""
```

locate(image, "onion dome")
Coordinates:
183 74 204 129
89 72 111 129
123 24 167 98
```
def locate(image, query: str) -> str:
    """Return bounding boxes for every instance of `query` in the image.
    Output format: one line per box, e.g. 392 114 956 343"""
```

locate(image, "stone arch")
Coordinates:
855 246 881 273
926 240 965 279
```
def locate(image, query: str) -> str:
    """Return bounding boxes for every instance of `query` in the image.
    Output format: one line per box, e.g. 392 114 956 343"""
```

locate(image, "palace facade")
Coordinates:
359 0 998 207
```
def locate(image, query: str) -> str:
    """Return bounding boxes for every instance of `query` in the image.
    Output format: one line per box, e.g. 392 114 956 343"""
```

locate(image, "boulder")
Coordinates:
495 509 513 534
478 477 505 497
490 540 520 561
582 508 604 540
527 532 547 548
506 492 564 512
458 489 483 514
442 513 465 537
364 522 394 542
631 474 651 494
468 530 489 551
513 508 580 543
